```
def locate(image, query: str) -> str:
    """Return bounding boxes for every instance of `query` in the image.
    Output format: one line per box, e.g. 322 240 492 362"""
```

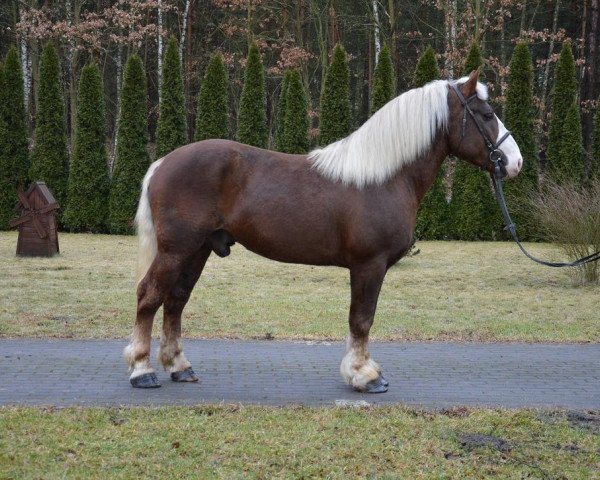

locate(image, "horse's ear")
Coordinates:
462 69 480 96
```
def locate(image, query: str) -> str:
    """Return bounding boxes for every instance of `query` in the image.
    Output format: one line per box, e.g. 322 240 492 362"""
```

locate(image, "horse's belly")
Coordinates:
228 224 344 266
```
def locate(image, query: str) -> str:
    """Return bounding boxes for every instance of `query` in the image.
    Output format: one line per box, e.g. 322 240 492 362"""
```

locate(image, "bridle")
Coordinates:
450 82 600 268
450 83 511 179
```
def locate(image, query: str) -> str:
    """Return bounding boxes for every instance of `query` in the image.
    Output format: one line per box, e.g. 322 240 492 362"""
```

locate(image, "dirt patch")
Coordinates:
538 410 600 435
458 433 511 452
566 411 600 434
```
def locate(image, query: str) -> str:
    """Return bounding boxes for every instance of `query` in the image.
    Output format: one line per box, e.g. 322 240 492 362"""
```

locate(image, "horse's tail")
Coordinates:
135 158 164 284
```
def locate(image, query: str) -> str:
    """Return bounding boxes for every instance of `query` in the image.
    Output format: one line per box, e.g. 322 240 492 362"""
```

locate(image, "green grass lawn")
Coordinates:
1 406 598 479
0 231 597 342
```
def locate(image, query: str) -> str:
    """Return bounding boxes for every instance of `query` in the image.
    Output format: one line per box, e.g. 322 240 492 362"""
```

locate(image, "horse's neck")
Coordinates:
392 131 449 205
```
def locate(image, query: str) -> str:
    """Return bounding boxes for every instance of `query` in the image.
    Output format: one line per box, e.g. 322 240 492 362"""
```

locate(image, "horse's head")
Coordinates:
447 70 522 178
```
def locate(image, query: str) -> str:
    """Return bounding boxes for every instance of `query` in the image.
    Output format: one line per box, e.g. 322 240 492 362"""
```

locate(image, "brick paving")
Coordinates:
0 339 598 409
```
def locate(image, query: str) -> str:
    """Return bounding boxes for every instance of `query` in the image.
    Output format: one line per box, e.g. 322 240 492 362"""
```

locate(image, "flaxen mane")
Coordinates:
308 78 488 188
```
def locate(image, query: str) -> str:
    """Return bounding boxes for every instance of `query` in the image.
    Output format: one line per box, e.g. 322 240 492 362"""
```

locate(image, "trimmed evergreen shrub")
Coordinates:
414 46 446 240
415 163 449 240
463 42 483 74
546 41 577 171
156 37 187 158
109 54 149 234
236 42 268 148
503 42 539 240
0 47 29 230
63 63 110 232
414 46 439 88
275 70 292 152
29 42 69 211
319 43 350 145
370 44 395 116
195 53 229 142
280 70 309 154
450 43 500 240
0 62 10 230
552 102 584 184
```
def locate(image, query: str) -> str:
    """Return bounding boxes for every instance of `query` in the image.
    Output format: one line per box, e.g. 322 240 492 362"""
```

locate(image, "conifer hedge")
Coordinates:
414 46 439 88
319 43 350 145
109 54 149 234
450 43 500 240
280 70 309 154
275 70 292 152
546 41 577 173
237 42 268 148
503 42 539 240
0 62 10 229
0 47 29 230
29 42 69 210
156 37 187 157
370 44 395 116
554 102 584 184
64 63 110 232
414 46 446 240
195 53 229 142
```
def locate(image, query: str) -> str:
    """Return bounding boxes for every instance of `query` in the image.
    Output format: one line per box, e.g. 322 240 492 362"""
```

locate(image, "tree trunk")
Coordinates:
386 0 399 93
520 0 528 35
18 2 31 125
311 0 328 82
581 0 598 153
158 0 163 101
444 0 457 77
66 0 80 149
179 0 192 60
328 0 338 46
112 41 123 172
540 0 561 160
372 0 380 66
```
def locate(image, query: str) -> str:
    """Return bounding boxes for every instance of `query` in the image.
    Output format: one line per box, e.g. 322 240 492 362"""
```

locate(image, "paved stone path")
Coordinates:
0 339 598 409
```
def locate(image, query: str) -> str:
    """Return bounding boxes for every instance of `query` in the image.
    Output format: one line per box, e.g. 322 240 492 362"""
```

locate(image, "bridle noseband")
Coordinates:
450 82 600 268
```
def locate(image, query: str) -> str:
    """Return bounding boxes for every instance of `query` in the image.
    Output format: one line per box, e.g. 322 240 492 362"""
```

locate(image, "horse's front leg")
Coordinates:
341 260 389 393
158 245 212 383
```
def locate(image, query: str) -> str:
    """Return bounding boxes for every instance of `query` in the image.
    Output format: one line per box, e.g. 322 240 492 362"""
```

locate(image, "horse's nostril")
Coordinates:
517 157 523 169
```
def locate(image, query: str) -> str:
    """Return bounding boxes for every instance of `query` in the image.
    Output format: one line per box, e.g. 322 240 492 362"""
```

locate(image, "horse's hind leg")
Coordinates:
124 251 187 388
158 244 212 382
341 261 389 393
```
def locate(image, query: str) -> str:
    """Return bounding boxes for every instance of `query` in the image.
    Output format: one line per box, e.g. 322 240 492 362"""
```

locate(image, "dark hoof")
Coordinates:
130 372 161 388
364 376 389 394
380 374 389 387
170 367 199 383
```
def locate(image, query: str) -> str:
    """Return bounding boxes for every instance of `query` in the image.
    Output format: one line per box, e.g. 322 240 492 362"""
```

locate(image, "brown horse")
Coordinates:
124 70 523 392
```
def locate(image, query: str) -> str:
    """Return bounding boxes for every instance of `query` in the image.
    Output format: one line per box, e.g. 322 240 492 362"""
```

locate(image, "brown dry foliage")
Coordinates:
529 178 600 284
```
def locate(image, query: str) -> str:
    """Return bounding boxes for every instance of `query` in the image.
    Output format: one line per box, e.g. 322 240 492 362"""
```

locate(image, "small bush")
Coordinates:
529 178 600 285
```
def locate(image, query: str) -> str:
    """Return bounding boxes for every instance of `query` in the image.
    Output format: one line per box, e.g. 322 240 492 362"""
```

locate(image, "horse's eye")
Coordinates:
484 112 494 120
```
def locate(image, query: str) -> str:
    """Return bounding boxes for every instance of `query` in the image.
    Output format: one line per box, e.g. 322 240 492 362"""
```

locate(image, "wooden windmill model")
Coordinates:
9 182 60 256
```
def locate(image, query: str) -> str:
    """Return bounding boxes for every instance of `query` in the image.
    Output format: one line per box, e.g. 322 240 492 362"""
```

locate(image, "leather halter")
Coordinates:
450 82 600 268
